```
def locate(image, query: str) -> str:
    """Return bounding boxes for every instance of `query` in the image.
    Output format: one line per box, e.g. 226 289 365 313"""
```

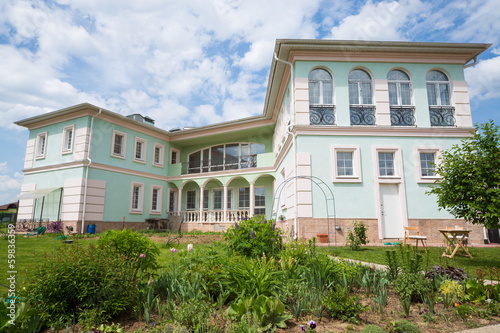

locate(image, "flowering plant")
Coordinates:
300 320 316 332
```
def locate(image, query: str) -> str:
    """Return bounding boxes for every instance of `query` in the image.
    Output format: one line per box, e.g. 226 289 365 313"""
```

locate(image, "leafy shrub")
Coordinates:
227 295 293 331
387 319 420 333
224 216 283 258
346 220 368 250
425 265 468 282
23 243 138 328
385 245 425 280
362 324 385 333
98 228 160 278
46 221 63 233
393 273 432 316
323 287 366 324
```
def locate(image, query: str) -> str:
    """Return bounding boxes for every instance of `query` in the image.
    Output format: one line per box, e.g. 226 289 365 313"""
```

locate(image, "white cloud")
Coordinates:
0 162 23 203
329 0 424 41
465 56 500 100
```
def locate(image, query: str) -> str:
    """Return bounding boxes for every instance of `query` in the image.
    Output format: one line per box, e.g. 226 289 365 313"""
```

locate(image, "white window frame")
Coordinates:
150 185 163 214
130 182 144 213
134 137 147 163
168 189 178 213
186 190 196 211
111 130 127 159
332 145 362 183
415 147 441 183
36 131 48 159
426 70 452 106
170 148 180 164
153 143 164 167
388 70 413 106
62 125 75 154
374 147 403 182
254 186 266 216
348 69 373 105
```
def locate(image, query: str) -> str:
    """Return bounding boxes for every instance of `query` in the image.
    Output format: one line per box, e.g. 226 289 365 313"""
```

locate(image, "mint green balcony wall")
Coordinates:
294 61 466 127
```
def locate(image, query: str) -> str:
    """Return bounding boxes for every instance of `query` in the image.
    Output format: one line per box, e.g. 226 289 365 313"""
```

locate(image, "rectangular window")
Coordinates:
420 152 436 177
130 183 144 213
378 152 395 176
239 187 250 209
415 148 441 183
170 148 180 164
203 189 209 210
153 143 164 166
36 132 48 159
213 189 223 210
151 186 162 213
254 187 265 216
112 130 126 158
332 146 362 182
62 126 74 153
227 188 233 210
337 151 353 176
169 190 176 212
134 137 146 163
186 190 196 210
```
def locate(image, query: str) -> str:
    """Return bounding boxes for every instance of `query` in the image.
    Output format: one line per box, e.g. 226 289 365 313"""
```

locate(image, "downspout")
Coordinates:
274 53 298 239
81 108 102 233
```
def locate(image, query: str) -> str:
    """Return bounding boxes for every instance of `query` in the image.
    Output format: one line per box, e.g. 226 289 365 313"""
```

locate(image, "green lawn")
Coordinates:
319 245 500 277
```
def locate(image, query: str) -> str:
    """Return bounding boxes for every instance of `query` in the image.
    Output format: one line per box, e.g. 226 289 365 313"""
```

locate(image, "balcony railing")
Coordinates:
169 209 250 223
350 105 376 125
430 106 455 126
182 155 257 174
390 106 416 126
310 106 335 125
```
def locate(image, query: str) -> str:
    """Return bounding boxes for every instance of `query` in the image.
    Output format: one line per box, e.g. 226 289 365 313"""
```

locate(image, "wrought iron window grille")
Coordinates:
390 106 416 126
309 106 335 125
350 105 376 125
429 106 455 126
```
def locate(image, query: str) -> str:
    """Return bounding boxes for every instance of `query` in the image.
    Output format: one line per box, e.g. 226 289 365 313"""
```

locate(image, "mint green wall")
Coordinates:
296 135 461 219
89 168 169 222
295 61 466 127
90 118 170 177
30 117 90 168
23 167 85 188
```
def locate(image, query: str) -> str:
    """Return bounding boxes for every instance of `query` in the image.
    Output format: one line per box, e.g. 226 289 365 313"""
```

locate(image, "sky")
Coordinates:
1 0 499 204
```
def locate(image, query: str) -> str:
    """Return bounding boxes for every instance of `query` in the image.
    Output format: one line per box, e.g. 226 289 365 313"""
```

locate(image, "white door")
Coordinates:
380 184 403 238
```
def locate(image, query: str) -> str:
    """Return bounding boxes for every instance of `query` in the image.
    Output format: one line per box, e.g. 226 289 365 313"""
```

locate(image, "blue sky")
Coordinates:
1 0 499 203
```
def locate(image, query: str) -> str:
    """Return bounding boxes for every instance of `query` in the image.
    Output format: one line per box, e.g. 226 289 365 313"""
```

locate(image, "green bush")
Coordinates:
387 319 420 333
98 228 160 279
346 221 369 250
224 216 283 258
323 287 366 324
23 243 139 328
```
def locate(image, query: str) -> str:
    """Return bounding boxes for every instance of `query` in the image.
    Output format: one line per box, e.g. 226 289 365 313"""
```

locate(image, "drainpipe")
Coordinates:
274 53 298 239
81 108 102 233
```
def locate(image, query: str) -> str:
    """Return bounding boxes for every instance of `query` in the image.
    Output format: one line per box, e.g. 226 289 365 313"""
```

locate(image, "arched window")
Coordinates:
426 70 454 126
308 68 335 125
388 70 415 126
426 70 450 106
308 68 333 105
349 69 375 125
349 69 372 105
388 70 411 106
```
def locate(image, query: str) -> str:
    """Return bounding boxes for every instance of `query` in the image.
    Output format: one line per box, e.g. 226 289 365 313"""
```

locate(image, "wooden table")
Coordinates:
438 229 473 258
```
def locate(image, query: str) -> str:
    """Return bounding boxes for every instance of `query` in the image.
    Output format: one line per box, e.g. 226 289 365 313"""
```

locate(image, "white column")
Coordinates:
177 188 182 213
223 185 228 223
199 187 204 223
250 183 255 217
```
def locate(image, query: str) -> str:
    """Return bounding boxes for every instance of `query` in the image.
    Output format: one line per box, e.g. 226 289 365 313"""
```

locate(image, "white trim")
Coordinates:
62 125 75 154
133 136 147 163
373 146 403 182
170 147 180 164
331 145 362 183
130 182 144 213
111 130 127 159
35 131 48 159
150 185 163 214
153 143 165 167
415 146 442 183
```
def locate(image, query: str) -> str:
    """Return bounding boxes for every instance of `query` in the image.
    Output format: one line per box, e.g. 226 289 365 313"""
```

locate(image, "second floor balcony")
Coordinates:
182 154 258 174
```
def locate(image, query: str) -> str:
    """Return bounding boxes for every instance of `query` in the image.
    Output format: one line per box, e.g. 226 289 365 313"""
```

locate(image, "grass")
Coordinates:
319 245 500 277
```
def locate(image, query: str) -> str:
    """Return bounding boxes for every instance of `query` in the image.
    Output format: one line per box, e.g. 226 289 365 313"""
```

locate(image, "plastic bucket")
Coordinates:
87 224 96 234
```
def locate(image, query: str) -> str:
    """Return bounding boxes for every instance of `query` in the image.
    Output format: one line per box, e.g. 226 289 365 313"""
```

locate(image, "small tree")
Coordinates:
428 120 500 229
